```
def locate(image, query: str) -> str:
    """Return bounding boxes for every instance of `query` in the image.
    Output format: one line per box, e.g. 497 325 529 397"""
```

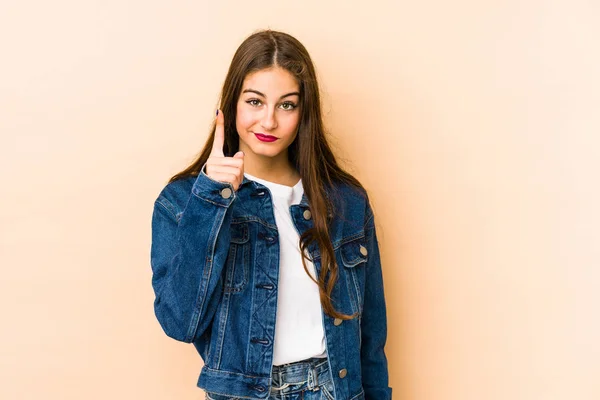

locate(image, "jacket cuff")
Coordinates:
191 162 236 207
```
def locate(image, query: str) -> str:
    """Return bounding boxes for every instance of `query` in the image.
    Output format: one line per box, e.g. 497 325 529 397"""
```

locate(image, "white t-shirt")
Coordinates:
244 172 327 366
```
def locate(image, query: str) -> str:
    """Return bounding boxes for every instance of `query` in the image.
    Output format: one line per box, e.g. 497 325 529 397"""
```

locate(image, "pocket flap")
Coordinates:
340 238 368 268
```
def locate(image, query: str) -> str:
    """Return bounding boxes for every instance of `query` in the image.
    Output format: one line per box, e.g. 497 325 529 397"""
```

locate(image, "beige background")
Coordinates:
1 1 599 399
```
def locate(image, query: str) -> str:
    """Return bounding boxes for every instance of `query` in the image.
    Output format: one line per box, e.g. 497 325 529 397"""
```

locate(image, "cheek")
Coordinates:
235 104 254 131
283 113 301 134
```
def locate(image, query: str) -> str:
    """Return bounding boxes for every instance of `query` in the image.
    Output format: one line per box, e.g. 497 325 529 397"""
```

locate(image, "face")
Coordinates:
236 67 301 162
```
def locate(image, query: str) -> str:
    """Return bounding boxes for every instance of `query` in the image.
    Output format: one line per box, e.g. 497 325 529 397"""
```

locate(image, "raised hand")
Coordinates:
205 109 245 191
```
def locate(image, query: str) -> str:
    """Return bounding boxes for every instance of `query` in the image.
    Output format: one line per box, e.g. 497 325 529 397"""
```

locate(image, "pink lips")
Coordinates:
254 133 278 142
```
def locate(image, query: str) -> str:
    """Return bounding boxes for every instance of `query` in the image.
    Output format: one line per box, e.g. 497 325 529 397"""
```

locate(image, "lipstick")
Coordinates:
254 133 278 142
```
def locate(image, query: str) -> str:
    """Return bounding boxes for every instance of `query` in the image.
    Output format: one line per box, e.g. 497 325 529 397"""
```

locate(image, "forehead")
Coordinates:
241 67 299 95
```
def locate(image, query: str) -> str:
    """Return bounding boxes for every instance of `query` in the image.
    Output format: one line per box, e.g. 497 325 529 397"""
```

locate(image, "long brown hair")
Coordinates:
170 29 366 320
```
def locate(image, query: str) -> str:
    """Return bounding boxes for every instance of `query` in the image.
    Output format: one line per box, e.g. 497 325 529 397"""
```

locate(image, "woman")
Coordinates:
150 29 392 400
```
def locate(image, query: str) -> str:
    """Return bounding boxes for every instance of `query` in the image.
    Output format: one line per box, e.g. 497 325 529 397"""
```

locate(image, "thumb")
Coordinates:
233 151 244 177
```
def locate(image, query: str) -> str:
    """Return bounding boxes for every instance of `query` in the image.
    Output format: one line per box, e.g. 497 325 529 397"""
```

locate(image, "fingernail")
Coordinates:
241 151 245 156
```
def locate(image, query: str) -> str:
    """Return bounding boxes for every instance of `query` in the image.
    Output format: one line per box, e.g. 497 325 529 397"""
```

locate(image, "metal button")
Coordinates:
333 318 342 326
359 245 368 256
303 209 312 220
253 385 266 392
220 187 232 199
338 368 347 378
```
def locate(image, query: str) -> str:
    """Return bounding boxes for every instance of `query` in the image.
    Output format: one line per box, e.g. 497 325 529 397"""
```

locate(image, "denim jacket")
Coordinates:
150 168 392 400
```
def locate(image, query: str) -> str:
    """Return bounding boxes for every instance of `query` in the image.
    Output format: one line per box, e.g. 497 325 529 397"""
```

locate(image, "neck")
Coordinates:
243 151 300 186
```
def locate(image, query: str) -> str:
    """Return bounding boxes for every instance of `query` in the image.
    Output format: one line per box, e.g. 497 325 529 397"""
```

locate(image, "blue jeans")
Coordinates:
205 357 336 400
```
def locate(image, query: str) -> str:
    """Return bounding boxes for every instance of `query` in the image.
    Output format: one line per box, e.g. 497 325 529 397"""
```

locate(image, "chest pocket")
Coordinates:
340 237 369 268
224 222 250 293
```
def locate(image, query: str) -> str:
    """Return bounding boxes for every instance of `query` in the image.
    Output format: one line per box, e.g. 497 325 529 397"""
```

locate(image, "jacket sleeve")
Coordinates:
150 167 236 343
361 202 393 399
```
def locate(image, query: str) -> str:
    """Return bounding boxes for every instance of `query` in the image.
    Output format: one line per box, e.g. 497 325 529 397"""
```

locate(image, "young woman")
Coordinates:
150 30 391 400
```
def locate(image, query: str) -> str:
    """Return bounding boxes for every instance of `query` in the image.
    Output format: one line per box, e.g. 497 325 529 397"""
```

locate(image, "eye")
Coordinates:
246 99 262 107
279 102 297 111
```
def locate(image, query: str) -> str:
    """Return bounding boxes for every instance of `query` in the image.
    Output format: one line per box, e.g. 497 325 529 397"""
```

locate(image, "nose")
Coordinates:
260 107 278 131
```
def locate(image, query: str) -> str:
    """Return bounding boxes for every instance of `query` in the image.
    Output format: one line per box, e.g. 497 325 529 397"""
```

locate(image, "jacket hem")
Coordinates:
197 366 272 399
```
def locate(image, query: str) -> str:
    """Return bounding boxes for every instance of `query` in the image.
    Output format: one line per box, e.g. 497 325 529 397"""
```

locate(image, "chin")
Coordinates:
242 141 282 157
253 148 284 158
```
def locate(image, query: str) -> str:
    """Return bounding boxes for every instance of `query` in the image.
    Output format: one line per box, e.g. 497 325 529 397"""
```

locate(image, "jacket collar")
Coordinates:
241 175 311 208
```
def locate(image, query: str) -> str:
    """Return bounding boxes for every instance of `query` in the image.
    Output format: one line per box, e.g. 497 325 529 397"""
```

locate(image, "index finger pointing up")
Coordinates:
211 109 225 157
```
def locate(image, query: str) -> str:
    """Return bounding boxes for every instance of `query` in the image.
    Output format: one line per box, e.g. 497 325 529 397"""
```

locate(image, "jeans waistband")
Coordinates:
271 357 331 392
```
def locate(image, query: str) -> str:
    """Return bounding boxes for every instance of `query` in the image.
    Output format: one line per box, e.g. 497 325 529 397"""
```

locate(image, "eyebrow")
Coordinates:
242 89 300 99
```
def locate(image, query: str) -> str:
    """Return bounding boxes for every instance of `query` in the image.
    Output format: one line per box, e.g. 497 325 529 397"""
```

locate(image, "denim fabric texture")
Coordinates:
150 167 392 400
206 356 335 400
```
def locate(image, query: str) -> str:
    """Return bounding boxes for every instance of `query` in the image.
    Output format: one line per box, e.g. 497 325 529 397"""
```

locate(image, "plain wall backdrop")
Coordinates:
1 1 599 399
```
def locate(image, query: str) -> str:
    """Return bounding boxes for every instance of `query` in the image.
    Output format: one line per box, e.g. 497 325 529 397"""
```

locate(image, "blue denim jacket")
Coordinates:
150 168 392 400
